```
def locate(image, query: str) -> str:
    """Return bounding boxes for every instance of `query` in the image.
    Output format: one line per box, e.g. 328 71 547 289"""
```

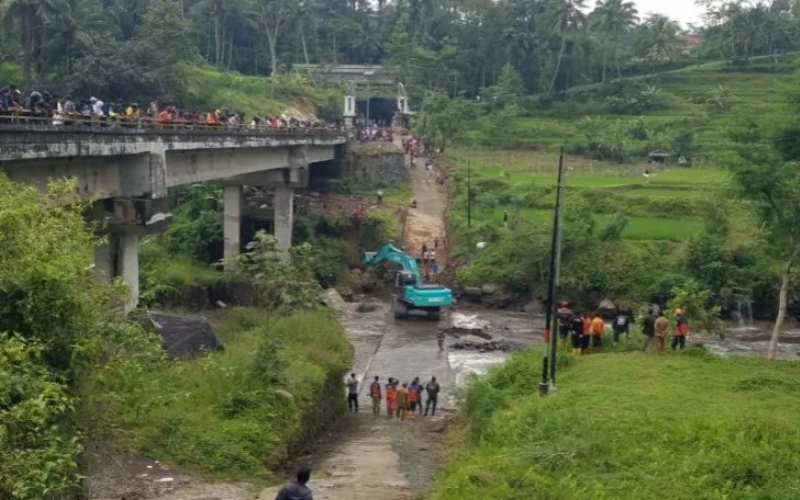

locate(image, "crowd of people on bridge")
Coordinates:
0 86 337 130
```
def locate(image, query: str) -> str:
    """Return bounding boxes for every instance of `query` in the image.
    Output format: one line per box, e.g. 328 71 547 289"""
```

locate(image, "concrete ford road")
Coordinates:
0 123 348 309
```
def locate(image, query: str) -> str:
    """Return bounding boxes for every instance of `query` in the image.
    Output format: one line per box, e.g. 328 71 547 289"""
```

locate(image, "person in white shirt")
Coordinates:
90 97 105 116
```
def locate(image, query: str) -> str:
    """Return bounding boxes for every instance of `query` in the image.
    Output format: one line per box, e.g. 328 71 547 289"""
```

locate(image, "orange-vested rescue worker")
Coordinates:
557 301 573 349
591 312 605 351
395 383 410 421
369 376 382 415
673 309 688 350
570 311 584 356
581 312 592 353
385 379 397 418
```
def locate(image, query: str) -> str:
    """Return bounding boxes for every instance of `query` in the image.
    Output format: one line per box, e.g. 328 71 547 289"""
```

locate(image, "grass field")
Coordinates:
447 147 725 241
431 347 800 500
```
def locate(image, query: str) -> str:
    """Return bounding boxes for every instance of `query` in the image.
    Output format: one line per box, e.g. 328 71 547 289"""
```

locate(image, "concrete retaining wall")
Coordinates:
344 143 406 185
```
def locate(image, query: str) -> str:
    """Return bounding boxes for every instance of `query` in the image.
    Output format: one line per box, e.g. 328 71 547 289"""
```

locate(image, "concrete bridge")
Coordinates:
0 124 347 306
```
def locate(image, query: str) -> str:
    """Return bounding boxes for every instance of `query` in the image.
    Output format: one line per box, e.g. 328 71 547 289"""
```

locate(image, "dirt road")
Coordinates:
404 155 448 265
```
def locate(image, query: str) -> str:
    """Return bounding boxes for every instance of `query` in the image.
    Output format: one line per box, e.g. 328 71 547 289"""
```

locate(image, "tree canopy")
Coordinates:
2 0 799 101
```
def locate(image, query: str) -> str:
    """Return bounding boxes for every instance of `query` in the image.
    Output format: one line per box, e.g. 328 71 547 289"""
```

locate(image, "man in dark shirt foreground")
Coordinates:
275 467 314 500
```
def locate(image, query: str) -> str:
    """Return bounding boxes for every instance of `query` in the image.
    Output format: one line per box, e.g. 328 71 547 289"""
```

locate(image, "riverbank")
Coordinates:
86 307 352 499
430 347 800 500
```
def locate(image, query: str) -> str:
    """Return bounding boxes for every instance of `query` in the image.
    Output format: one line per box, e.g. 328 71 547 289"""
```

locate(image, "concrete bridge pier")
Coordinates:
94 232 140 310
91 197 171 310
223 184 243 263
222 145 309 262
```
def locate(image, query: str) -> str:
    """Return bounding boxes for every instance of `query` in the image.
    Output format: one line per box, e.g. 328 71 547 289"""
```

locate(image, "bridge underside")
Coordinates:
0 129 347 310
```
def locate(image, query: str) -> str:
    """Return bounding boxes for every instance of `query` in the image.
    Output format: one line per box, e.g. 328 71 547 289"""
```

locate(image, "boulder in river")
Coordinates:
481 283 500 295
323 289 347 310
524 300 545 314
356 300 379 313
598 298 617 316
462 286 483 297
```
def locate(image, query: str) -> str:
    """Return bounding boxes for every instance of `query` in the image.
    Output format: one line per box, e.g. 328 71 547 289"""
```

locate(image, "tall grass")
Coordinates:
432 348 800 500
111 307 352 479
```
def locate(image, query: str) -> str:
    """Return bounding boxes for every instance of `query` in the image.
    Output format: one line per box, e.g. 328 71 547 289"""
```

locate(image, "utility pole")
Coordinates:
539 147 567 396
467 159 472 229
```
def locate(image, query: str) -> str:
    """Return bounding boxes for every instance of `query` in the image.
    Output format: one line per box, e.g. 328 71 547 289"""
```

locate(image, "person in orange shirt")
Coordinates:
673 309 689 350
581 312 592 353
385 378 397 418
591 312 605 351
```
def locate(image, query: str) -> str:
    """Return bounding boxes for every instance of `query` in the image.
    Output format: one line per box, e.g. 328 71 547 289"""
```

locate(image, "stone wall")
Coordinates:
344 142 407 185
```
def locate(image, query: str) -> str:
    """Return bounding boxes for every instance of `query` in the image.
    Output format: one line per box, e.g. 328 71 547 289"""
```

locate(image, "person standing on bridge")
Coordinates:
346 373 359 413
369 376 382 415
424 377 441 416
274 467 314 500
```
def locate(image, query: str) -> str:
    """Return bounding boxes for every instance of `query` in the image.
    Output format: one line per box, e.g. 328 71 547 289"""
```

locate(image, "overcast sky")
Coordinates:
588 0 707 28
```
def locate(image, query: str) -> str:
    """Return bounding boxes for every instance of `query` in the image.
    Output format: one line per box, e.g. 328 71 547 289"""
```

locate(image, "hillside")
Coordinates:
473 52 799 154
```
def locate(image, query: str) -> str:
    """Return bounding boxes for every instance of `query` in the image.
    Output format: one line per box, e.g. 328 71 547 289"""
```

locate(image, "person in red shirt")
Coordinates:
673 309 688 350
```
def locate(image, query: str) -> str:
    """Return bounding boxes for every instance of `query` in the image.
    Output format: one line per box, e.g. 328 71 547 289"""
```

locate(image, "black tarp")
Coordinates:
146 311 224 358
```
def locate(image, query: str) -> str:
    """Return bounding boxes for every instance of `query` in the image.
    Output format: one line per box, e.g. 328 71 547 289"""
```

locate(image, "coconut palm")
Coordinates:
590 0 638 81
636 13 682 66
547 0 587 96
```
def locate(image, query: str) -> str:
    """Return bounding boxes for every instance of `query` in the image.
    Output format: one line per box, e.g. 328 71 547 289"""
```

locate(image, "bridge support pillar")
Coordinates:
223 184 243 265
274 183 294 251
119 233 140 310
93 232 139 312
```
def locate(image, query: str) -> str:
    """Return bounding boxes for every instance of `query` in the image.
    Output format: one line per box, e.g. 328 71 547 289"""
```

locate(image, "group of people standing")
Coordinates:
556 302 689 355
347 374 442 420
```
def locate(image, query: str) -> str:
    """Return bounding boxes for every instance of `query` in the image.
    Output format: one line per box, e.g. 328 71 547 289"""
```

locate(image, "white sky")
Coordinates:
588 0 706 28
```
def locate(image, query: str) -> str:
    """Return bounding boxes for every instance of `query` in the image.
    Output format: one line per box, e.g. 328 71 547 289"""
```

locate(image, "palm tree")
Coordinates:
590 0 637 81
547 0 586 96
636 14 682 66
0 0 59 80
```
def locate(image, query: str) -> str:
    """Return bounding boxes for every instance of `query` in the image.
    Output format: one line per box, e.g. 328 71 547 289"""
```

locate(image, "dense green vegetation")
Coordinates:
0 175 161 499
0 173 356 497
431 347 800 500
446 142 775 316
139 182 401 304
111 307 352 478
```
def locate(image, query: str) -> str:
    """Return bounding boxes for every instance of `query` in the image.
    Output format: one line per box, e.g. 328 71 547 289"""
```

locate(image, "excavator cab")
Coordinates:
395 271 417 291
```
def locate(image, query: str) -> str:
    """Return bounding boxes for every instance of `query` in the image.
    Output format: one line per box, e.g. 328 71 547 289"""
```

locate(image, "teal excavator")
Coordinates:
364 243 453 320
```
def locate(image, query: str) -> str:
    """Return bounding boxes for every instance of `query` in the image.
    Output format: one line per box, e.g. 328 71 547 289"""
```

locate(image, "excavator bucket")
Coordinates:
363 252 378 264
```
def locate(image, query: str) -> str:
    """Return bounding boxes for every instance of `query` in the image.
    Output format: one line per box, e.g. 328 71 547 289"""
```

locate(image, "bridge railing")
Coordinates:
0 112 347 138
